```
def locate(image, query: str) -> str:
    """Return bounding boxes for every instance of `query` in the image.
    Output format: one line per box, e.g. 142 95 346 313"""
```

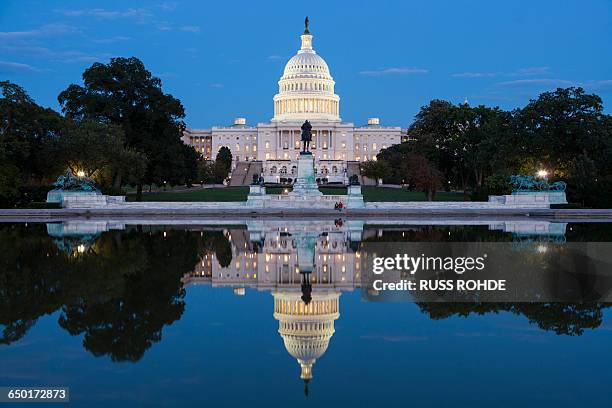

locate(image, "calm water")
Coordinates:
1 219 612 407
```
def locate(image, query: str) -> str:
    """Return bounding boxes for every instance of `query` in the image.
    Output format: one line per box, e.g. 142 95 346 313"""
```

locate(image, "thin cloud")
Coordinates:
452 72 499 78
267 55 284 61
360 67 428 76
157 2 179 12
0 24 78 39
0 45 52 55
209 83 224 88
179 25 201 33
0 60 41 72
156 24 201 33
496 78 575 87
54 8 152 20
91 36 132 44
40 50 113 64
452 66 551 79
516 66 550 75
592 80 612 90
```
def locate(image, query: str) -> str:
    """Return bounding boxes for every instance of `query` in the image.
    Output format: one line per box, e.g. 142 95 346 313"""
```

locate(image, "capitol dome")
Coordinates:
272 18 341 122
273 291 340 395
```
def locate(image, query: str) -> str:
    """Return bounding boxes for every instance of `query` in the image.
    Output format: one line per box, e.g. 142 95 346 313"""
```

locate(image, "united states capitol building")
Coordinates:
182 18 408 184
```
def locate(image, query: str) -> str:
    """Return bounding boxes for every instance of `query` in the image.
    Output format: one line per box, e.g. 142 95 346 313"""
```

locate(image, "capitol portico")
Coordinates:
182 18 407 184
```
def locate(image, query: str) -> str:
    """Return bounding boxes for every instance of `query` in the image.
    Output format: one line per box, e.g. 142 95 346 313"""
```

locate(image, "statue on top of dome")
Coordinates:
304 16 310 34
301 120 313 154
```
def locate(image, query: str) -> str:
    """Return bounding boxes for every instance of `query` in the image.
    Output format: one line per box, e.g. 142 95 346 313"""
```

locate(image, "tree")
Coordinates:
407 100 514 193
418 302 608 336
197 160 215 186
407 100 458 185
57 120 122 177
514 87 612 206
516 87 605 177
450 104 514 190
360 160 391 185
53 120 148 194
58 57 197 199
214 146 232 183
0 81 65 183
401 154 443 200
567 154 599 207
0 81 66 206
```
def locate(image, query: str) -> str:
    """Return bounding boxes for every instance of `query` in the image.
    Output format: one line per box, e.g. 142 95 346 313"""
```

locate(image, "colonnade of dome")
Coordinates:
272 25 341 122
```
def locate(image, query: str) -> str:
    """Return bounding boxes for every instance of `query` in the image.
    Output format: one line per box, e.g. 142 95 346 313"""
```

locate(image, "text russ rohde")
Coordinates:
359 242 612 302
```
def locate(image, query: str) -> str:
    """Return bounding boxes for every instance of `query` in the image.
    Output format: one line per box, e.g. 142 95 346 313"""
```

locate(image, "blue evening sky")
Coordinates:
1 0 611 128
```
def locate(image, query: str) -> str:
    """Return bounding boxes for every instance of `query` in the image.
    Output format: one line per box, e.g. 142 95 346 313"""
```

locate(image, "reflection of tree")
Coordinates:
362 226 511 242
565 223 612 242
417 302 610 336
0 225 214 362
0 224 145 344
0 224 77 345
58 230 204 362
213 233 233 268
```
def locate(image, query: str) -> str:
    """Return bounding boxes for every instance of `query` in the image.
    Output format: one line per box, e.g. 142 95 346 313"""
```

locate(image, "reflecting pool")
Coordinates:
1 219 612 407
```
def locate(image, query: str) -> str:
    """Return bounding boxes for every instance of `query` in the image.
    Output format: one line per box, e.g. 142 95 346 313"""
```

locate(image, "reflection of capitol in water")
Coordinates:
176 218 568 391
274 291 339 395
184 221 362 289
46 218 569 391
181 220 363 392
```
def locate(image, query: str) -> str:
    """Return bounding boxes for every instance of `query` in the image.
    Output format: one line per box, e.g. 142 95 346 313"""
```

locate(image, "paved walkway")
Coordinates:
1 207 611 220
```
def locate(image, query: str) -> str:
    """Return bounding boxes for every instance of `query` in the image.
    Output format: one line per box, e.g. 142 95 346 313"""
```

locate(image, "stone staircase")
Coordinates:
346 161 376 186
229 161 263 186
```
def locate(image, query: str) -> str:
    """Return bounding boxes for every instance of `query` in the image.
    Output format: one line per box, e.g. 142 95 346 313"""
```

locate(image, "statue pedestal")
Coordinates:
47 190 102 205
512 191 567 205
346 185 365 208
246 184 267 208
289 153 322 197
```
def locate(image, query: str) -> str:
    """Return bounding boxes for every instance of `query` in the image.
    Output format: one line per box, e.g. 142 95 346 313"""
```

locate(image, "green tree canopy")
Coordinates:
0 81 65 205
360 160 391 185
214 146 232 183
58 57 198 197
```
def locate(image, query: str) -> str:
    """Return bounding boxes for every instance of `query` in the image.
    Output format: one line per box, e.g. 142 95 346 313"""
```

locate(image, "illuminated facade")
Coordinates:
182 20 407 183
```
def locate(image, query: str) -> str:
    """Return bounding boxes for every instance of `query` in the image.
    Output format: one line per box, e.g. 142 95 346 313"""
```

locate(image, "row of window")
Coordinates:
264 152 343 160
280 82 330 92
288 64 325 72
275 98 338 115
233 143 257 153
227 142 384 152
267 165 340 175
355 143 386 151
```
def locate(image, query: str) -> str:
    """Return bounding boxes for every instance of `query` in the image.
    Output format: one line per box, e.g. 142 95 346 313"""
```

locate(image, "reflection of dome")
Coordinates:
273 291 340 394
272 20 340 122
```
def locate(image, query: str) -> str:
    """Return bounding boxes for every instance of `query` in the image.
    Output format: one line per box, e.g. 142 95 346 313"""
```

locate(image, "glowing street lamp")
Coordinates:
76 170 85 177
536 169 548 178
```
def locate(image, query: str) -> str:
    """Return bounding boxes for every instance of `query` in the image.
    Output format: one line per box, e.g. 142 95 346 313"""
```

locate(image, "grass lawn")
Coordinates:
127 187 249 202
266 186 348 195
128 186 466 202
361 187 466 202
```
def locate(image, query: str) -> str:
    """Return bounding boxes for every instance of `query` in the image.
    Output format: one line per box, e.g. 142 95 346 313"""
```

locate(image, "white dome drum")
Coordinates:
273 291 340 383
272 20 340 122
